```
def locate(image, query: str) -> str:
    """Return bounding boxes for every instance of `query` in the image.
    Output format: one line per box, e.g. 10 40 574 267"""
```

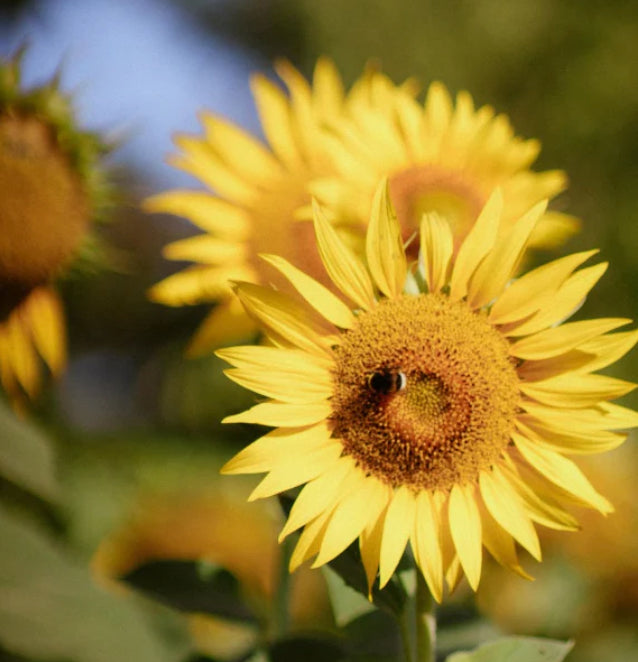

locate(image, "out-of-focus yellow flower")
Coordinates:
92 484 331 660
218 182 636 602
0 50 108 410
147 59 572 355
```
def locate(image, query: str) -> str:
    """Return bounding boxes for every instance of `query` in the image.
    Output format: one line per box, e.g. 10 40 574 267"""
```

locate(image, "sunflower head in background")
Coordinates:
0 49 109 410
217 181 637 603
146 59 575 357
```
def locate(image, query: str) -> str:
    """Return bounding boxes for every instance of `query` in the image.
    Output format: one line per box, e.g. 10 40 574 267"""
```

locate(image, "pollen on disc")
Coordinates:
330 293 520 492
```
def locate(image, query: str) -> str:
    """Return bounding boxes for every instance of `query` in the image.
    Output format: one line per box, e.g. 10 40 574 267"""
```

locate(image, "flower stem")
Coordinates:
415 571 436 662
273 535 293 637
398 605 415 662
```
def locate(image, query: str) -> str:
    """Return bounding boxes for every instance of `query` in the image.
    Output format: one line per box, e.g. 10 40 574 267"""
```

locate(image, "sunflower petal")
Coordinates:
379 486 416 588
412 491 444 602
510 318 631 360
468 200 547 309
419 212 454 293
260 254 355 329
448 483 482 590
513 432 613 514
312 200 376 310
449 189 503 302
366 180 407 299
489 250 598 324
223 401 332 427
479 468 541 560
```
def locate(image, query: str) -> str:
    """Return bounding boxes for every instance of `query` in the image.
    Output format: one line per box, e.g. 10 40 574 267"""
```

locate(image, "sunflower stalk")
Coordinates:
415 571 435 662
273 535 294 637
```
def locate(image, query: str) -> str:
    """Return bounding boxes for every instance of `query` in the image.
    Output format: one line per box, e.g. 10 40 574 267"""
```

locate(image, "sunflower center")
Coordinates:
389 166 486 256
0 114 89 317
330 294 520 492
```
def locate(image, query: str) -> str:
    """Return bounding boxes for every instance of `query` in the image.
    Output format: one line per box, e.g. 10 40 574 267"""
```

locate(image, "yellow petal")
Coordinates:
221 421 333 475
489 250 598 324
313 474 388 567
521 373 635 408
360 505 388 595
501 462 579 531
510 318 630 360
312 200 376 310
365 180 407 299
201 112 285 183
6 313 39 398
28 288 66 376
279 456 357 540
505 263 608 337
170 136 256 203
233 281 334 356
223 400 332 427
516 417 625 455
448 483 483 590
313 56 345 117
480 505 533 580
149 265 245 306
163 236 245 265
412 491 444 602
379 486 416 588
479 468 541 560
449 189 503 302
467 200 547 309
596 402 638 429
259 254 355 329
419 212 453 293
575 329 638 373
142 191 250 240
290 508 333 572
250 74 301 169
248 441 343 500
512 432 613 514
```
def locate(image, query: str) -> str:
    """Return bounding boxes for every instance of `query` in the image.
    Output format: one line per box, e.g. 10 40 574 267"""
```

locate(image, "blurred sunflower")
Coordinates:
92 484 331 660
147 59 573 355
218 182 637 602
310 78 577 256
0 50 108 409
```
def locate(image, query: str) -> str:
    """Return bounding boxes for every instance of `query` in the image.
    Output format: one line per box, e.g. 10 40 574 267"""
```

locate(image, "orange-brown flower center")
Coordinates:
0 114 89 318
330 294 520 492
389 166 486 257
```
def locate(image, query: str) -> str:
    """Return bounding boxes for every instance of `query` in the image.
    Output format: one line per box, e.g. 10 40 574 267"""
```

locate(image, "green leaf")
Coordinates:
446 636 574 662
121 559 257 623
0 503 186 662
0 400 59 502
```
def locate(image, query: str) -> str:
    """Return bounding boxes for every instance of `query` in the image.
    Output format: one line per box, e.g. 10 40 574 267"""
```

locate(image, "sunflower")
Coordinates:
0 50 108 409
146 58 414 354
310 78 578 256
218 182 637 602
147 59 569 356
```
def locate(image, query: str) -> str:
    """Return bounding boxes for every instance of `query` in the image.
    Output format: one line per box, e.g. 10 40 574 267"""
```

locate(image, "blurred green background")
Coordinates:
1 1 637 661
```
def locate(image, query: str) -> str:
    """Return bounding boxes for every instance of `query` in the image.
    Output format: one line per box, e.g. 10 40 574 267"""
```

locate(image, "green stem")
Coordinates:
398 604 415 662
273 535 294 637
415 571 436 662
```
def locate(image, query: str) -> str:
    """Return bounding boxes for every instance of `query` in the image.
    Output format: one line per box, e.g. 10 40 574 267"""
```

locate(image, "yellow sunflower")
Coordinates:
310 78 577 255
218 182 637 602
147 59 569 355
0 51 107 409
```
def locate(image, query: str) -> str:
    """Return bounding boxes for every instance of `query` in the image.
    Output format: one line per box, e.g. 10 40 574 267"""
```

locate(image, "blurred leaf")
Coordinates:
0 503 186 662
446 636 574 662
323 565 375 627
122 559 257 623
343 609 401 662
268 634 347 662
0 400 59 502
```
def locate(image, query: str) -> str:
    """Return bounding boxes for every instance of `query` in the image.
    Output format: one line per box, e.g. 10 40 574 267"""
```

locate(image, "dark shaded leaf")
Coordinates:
122 559 257 623
268 634 347 662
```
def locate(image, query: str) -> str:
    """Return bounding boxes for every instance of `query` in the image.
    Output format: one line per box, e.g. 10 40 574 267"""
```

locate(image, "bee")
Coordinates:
368 369 406 395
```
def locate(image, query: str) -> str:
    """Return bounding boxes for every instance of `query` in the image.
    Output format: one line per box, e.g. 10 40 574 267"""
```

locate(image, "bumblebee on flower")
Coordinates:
217 180 637 602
